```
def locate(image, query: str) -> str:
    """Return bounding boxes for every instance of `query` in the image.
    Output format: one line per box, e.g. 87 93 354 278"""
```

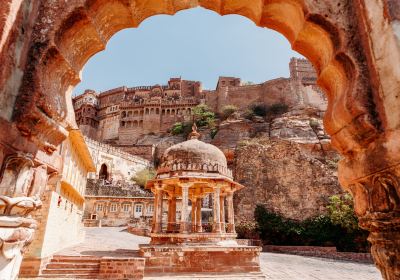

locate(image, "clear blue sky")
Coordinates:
73 7 302 96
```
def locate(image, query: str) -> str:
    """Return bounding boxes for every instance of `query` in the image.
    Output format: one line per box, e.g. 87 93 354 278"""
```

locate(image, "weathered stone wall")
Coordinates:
84 137 151 182
234 137 342 221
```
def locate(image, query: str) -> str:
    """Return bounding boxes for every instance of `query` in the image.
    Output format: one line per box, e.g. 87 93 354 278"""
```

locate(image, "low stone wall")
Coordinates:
237 239 263 246
99 257 145 280
263 245 373 263
84 219 101 227
140 245 261 275
127 225 150 237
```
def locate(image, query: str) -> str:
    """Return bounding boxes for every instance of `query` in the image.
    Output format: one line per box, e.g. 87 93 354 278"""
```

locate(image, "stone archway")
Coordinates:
0 0 400 279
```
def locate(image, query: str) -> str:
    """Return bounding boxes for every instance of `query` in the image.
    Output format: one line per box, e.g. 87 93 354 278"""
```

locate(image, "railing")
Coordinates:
153 222 222 234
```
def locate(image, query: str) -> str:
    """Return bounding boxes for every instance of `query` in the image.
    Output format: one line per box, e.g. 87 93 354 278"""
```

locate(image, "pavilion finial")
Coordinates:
188 122 200 140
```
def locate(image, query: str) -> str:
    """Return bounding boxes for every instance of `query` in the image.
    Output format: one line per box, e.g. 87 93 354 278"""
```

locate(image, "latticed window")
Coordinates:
135 204 143 213
110 203 117 212
96 204 103 211
123 204 130 212
147 204 154 213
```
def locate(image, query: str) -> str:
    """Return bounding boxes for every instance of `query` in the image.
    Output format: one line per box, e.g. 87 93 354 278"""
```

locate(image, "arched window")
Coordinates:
145 108 149 114
99 164 109 180
156 108 159 114
162 109 165 115
121 111 126 118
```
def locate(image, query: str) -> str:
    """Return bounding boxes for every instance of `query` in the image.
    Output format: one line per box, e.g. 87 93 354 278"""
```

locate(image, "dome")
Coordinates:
157 125 232 179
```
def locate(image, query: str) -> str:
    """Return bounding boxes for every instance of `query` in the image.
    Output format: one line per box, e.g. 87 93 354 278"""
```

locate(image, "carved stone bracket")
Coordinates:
346 171 400 280
0 196 42 280
0 153 46 280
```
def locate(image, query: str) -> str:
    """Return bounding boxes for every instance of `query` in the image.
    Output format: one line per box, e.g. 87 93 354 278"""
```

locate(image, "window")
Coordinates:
123 204 130 212
135 204 143 213
96 204 103 211
110 203 117 212
147 204 154 213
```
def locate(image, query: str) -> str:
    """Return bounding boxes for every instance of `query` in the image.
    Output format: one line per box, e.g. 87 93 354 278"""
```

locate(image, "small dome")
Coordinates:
157 127 231 178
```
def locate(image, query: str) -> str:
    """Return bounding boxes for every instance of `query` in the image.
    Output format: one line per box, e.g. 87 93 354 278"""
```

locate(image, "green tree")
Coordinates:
327 194 359 232
192 104 216 128
131 168 156 187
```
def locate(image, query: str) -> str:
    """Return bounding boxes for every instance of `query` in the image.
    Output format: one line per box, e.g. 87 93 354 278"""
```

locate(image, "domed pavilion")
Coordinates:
146 124 244 244
139 125 261 276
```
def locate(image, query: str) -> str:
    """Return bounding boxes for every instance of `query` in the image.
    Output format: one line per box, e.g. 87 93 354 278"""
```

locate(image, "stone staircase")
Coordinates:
40 255 100 279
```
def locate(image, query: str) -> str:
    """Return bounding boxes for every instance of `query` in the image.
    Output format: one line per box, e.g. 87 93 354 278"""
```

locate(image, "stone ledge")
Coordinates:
263 245 373 263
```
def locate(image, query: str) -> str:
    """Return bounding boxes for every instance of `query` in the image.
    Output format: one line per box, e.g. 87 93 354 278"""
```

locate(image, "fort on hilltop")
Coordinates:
73 58 327 146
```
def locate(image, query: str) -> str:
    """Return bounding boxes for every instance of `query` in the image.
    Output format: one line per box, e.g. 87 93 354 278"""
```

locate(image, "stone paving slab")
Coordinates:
19 227 382 280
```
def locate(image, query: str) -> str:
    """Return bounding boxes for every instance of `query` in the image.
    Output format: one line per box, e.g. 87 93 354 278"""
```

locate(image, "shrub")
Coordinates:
131 168 156 188
268 103 289 116
236 221 259 239
192 104 216 128
221 105 238 120
243 109 255 120
170 122 192 136
327 194 359 232
254 203 369 252
210 127 218 139
250 104 268 117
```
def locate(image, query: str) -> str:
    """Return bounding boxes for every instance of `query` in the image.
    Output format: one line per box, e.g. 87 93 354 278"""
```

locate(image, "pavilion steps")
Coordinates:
144 272 266 279
40 255 100 279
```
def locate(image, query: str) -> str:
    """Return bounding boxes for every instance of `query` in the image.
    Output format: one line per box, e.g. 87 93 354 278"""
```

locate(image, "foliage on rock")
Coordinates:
254 201 369 252
221 105 239 120
131 168 156 188
192 104 216 128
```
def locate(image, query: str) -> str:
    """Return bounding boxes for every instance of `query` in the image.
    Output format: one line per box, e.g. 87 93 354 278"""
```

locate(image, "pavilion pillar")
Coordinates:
220 195 226 233
180 184 190 233
167 195 176 232
226 192 235 233
153 187 164 233
191 198 197 232
196 197 203 233
212 187 221 233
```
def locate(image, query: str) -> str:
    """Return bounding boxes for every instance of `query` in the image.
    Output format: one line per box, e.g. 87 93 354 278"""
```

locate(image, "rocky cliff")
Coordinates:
132 107 343 221
231 108 342 221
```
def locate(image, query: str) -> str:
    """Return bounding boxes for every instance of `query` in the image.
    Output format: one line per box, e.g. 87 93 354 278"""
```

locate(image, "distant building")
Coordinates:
72 59 326 152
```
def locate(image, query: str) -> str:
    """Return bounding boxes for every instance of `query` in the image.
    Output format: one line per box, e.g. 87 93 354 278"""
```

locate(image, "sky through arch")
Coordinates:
73 7 302 96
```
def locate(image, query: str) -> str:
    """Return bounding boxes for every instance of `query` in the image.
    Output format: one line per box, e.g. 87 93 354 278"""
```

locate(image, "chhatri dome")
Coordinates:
157 123 232 179
145 123 243 244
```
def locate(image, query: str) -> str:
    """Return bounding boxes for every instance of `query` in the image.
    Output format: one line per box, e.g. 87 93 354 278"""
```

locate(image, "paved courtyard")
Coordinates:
26 227 382 280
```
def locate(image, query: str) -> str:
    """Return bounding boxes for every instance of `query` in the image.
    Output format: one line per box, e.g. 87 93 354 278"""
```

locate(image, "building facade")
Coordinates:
21 130 96 276
73 58 326 146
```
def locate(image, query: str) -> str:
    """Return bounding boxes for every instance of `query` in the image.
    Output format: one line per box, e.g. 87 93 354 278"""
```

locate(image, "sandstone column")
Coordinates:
191 198 196 233
226 192 235 233
152 186 163 233
167 195 176 232
180 184 189 233
212 187 221 233
196 197 203 233
220 195 226 233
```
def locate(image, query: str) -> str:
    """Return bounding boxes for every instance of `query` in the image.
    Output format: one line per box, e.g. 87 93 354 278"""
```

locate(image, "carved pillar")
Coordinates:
191 198 196 233
220 195 226 233
212 187 221 233
152 186 164 233
346 171 400 280
226 192 235 233
0 153 43 280
180 184 189 233
196 197 203 233
167 195 176 232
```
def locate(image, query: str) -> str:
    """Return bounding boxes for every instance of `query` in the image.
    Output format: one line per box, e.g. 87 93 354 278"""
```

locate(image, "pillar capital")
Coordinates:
345 167 400 279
